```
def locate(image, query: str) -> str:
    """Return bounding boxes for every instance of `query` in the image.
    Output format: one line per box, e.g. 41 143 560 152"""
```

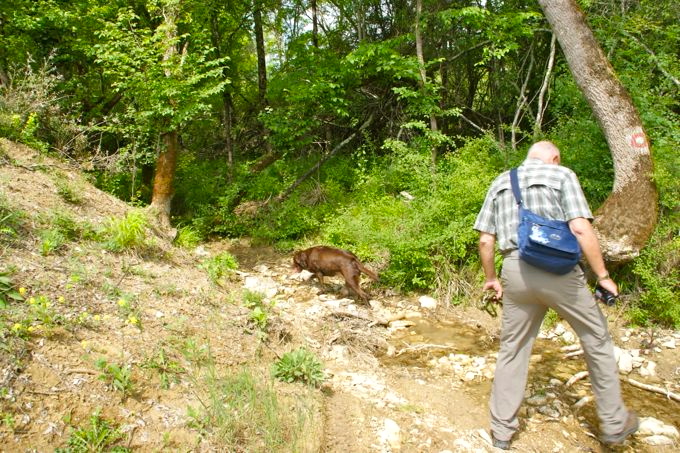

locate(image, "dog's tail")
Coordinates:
358 263 379 282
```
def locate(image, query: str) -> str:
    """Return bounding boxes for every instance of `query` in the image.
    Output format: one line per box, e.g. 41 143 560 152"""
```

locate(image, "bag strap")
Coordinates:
509 168 523 206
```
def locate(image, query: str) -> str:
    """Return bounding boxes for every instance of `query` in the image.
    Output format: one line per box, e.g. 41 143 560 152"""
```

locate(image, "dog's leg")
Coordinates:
342 269 369 302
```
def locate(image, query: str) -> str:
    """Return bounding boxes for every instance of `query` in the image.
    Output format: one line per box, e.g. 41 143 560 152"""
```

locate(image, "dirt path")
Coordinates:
0 139 678 452
230 243 680 452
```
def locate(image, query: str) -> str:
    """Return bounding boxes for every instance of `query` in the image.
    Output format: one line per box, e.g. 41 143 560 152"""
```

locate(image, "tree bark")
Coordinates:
415 0 439 163
253 0 267 106
538 0 658 261
311 0 318 48
151 130 179 224
150 3 181 227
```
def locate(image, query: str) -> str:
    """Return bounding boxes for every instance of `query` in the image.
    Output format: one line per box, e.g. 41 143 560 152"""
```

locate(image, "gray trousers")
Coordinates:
490 252 629 441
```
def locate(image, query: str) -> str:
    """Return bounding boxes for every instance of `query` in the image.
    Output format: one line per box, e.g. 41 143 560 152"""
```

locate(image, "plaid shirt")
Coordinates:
474 158 593 253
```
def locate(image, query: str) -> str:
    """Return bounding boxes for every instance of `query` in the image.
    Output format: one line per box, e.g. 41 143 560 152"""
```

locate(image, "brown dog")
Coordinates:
293 246 379 302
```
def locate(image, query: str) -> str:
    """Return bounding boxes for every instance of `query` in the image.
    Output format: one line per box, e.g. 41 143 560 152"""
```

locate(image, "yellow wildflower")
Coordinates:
18 287 27 296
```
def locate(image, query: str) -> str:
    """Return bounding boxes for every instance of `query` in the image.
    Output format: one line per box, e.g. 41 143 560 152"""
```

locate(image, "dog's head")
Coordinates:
292 250 307 272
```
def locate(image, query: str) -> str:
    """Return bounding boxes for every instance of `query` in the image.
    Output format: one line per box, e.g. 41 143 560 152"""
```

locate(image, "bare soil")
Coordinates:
0 139 678 452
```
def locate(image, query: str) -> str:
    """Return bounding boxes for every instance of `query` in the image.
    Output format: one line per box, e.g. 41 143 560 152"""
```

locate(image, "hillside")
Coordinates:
0 138 678 452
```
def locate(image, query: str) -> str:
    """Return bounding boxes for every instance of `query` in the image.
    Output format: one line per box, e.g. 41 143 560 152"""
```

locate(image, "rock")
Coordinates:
379 418 401 450
639 360 657 377
562 331 576 343
291 270 314 281
418 295 438 310
614 348 633 374
641 435 675 446
526 395 549 406
638 417 680 438
661 338 676 349
243 275 278 298
193 245 210 257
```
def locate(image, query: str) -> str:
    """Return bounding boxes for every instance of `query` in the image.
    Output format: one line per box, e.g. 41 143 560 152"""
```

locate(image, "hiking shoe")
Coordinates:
600 411 639 445
491 435 511 450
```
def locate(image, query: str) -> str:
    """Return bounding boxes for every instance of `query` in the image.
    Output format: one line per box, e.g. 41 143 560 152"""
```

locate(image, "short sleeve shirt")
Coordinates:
473 158 593 253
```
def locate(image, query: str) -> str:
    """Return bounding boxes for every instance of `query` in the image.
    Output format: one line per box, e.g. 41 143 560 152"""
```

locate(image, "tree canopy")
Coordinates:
1 0 678 325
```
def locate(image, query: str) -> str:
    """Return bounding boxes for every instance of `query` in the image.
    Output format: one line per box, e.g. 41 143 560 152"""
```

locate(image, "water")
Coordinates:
382 317 680 433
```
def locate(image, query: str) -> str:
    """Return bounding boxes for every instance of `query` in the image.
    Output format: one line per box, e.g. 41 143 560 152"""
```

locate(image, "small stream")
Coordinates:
382 317 680 436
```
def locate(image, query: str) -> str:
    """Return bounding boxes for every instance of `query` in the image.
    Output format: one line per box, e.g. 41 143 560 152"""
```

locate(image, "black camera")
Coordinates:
595 284 618 306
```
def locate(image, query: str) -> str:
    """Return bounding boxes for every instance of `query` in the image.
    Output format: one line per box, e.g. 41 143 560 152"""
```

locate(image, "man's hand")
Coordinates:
598 277 618 297
483 278 503 301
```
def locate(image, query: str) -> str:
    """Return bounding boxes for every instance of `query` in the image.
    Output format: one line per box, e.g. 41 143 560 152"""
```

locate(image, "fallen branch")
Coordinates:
625 378 680 402
565 370 589 388
564 350 584 359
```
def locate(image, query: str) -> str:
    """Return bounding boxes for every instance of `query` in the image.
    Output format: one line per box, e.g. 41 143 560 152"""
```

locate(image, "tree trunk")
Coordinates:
150 3 180 227
209 9 235 181
538 0 658 262
252 0 275 162
415 0 438 163
253 0 267 105
151 130 179 224
311 0 318 48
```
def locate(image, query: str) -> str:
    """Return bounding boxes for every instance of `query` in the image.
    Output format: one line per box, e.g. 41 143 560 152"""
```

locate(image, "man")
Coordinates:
473 141 638 450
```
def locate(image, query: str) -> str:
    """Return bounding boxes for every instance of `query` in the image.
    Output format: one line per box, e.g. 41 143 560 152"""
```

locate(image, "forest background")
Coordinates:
0 0 678 326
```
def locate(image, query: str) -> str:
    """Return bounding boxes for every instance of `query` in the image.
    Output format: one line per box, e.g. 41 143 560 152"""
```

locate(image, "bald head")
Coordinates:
527 141 561 165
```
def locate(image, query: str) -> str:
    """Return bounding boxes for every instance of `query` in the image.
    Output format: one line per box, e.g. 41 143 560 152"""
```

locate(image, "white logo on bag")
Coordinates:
530 224 550 244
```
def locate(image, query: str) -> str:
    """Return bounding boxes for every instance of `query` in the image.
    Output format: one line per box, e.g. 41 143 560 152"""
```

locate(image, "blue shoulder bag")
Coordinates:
509 168 581 275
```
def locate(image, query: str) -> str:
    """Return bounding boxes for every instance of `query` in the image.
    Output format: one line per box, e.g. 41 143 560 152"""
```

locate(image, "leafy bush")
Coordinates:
272 348 324 387
102 210 147 251
0 194 25 243
39 229 67 256
320 136 501 293
200 251 239 284
627 216 680 327
56 412 129 453
0 271 23 308
95 359 134 398
174 225 203 248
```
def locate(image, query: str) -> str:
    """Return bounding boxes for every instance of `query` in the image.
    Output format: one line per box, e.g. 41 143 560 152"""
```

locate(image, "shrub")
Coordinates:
102 210 147 251
272 348 324 387
200 251 238 284
56 412 129 453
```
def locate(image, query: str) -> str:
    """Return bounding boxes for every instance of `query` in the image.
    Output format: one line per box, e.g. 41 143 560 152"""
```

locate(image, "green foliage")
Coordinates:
174 225 202 248
0 59 68 154
142 348 185 389
56 412 129 453
200 251 238 285
54 174 83 205
627 217 680 327
0 272 23 308
272 348 324 387
102 210 147 252
39 229 67 256
322 136 501 292
0 194 24 244
242 290 271 334
95 359 134 398
187 366 312 451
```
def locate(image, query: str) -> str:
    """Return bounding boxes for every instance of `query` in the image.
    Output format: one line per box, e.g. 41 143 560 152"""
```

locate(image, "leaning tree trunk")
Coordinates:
538 0 658 262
